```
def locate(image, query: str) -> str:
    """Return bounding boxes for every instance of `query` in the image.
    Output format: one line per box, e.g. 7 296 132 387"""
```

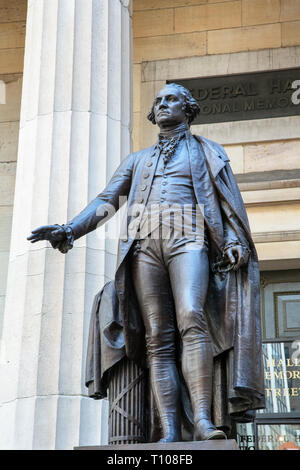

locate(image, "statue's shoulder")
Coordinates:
132 144 156 162
193 135 230 163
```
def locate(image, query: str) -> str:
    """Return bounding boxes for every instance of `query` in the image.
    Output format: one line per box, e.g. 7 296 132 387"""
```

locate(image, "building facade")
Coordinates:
0 0 299 449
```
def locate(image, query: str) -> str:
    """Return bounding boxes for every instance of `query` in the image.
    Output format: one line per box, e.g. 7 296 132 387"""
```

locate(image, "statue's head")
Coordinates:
147 83 200 128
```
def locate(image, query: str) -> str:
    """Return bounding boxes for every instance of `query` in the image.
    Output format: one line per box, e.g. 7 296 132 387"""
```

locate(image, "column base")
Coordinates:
75 439 239 450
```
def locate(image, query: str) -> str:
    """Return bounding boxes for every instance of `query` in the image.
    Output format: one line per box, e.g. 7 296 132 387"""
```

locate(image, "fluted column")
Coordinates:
0 0 132 450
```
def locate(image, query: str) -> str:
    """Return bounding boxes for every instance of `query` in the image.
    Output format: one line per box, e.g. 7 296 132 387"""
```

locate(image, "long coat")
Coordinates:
68 132 265 430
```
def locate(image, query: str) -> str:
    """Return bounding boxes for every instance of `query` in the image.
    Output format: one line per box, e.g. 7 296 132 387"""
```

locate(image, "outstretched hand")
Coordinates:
27 225 66 248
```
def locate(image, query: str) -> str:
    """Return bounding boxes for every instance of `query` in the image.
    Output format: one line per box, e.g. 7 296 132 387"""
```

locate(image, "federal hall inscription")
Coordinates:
171 68 300 124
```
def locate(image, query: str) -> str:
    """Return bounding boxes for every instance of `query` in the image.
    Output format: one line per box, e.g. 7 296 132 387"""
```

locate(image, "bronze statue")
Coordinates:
28 83 265 443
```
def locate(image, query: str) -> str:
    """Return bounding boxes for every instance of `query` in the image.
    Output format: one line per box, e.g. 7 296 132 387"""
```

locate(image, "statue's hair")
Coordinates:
147 83 200 126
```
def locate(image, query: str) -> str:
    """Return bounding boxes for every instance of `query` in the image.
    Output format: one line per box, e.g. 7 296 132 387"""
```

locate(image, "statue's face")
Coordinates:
153 86 187 128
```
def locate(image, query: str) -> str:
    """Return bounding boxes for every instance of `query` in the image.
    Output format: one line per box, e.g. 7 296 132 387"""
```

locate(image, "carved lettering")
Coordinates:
172 68 300 124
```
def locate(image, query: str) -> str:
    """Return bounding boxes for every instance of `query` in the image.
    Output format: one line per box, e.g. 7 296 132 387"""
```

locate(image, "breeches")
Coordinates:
131 236 211 360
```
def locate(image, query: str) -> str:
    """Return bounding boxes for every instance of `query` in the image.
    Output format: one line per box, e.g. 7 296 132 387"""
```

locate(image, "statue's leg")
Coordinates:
168 243 226 440
131 240 182 443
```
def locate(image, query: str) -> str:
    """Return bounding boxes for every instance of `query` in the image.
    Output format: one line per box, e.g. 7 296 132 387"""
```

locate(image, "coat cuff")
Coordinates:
53 224 75 254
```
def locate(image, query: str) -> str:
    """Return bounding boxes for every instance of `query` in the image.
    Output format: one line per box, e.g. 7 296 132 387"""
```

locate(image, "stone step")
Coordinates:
75 439 239 451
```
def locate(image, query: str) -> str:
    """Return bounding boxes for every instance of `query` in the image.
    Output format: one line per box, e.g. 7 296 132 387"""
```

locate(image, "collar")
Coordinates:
158 123 190 141
157 129 192 147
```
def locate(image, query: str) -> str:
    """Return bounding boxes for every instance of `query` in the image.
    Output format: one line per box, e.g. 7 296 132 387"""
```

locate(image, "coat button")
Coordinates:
134 211 140 217
138 197 144 204
147 161 153 167
144 173 149 178
141 185 147 191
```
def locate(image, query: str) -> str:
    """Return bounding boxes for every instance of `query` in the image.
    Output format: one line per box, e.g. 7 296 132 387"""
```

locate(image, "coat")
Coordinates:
68 132 265 431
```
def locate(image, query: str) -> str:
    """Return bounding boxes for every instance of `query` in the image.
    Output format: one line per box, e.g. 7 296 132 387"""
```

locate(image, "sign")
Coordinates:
260 341 300 413
169 68 300 124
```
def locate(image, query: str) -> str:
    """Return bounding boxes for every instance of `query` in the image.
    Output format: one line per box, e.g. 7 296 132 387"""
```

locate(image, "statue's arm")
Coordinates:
67 152 135 241
223 210 240 251
218 159 251 270
28 153 135 253
218 198 250 270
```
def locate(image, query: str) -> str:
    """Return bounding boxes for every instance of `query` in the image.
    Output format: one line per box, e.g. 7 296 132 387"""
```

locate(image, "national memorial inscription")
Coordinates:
169 68 300 125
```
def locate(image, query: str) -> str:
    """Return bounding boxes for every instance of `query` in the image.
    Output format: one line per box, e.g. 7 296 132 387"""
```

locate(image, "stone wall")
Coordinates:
0 0 26 337
133 0 300 63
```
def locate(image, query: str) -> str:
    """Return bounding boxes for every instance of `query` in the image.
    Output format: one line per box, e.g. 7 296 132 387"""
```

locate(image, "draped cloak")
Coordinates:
72 133 266 436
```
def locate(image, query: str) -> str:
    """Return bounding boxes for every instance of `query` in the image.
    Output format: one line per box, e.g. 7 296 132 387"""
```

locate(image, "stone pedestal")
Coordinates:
0 0 132 450
75 440 239 450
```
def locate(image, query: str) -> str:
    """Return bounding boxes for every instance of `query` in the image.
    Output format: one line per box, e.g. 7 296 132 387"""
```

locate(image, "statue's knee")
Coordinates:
178 308 208 339
178 307 197 334
145 327 176 359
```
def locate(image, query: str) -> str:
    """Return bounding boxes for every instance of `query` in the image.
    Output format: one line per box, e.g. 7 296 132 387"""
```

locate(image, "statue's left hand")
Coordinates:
225 245 248 271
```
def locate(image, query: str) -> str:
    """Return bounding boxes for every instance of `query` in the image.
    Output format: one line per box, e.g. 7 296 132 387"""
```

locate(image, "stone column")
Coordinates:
0 0 132 450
